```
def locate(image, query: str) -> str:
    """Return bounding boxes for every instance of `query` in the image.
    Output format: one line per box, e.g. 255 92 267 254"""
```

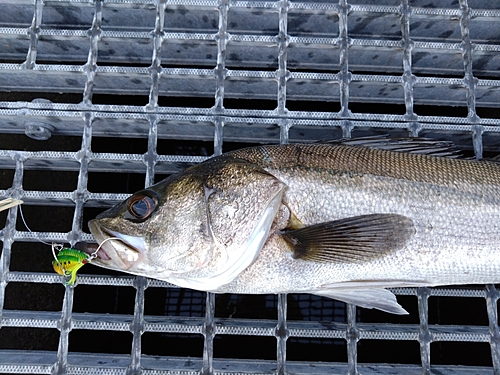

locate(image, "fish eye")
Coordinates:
126 191 158 222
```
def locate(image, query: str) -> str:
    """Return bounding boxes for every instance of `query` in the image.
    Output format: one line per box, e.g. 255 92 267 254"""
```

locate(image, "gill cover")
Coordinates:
156 156 287 290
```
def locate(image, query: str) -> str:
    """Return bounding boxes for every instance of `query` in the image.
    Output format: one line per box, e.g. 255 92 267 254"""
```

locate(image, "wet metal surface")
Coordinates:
1 0 500 374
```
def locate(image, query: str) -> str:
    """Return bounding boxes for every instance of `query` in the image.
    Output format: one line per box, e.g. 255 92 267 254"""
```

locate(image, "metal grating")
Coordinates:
1 0 500 374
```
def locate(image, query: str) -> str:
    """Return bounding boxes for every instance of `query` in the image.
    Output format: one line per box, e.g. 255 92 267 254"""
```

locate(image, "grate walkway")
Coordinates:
1 0 500 374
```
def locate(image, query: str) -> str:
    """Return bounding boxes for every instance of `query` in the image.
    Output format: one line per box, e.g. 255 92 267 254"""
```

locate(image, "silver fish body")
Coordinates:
88 143 500 314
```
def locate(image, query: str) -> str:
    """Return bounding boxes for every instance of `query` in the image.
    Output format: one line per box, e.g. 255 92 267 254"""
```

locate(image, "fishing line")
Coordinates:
17 203 119 285
18 203 52 246
88 236 121 260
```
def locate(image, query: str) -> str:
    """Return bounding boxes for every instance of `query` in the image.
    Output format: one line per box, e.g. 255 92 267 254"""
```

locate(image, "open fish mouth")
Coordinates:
75 242 111 261
86 220 147 270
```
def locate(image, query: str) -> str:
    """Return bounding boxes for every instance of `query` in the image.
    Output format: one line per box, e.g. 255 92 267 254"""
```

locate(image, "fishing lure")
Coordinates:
17 201 106 286
52 245 95 285
51 239 117 285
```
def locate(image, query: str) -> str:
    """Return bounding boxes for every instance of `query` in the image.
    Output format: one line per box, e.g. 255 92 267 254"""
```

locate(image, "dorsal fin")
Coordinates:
324 136 462 158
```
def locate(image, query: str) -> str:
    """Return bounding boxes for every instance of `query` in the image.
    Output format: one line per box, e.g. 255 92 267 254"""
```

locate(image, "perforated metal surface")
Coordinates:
1 0 500 374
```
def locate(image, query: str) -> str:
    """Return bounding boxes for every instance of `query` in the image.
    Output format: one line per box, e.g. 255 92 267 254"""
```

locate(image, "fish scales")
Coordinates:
86 143 500 314
228 144 500 193
220 145 500 291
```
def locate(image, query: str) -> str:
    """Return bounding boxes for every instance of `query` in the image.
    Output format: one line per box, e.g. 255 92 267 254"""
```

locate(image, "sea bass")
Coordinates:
86 142 500 314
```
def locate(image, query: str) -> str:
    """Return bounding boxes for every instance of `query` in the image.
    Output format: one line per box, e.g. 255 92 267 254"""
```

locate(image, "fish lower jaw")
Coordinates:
89 224 143 270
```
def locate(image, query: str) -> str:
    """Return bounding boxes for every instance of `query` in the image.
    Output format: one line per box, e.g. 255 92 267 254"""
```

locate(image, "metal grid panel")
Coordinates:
1 0 500 374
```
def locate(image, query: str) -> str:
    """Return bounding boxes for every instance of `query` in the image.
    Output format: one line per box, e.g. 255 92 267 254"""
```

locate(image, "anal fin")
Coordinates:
313 288 408 315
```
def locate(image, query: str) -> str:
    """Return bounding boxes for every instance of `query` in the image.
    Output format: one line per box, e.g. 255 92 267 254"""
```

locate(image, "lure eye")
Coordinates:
126 191 158 222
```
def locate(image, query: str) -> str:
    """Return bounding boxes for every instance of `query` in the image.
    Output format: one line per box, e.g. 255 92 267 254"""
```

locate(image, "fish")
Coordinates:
85 139 500 314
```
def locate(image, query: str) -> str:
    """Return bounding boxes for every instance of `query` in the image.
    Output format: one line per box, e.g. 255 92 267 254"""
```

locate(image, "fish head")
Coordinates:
88 173 219 277
88 155 287 289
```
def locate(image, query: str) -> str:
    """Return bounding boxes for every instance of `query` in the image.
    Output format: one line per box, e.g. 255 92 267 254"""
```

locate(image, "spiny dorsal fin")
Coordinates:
281 214 415 263
324 136 462 158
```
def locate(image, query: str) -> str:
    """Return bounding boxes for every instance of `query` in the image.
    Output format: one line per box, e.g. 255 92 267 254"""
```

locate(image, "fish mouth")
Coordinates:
87 220 147 270
75 241 111 261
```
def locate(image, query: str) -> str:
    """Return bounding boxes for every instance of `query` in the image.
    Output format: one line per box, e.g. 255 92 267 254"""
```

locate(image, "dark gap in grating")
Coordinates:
69 330 133 355
0 210 5 228
287 338 346 362
23 170 79 192
0 169 14 189
0 134 82 152
289 294 346 322
222 142 263 153
358 340 420 364
348 70 403 77
214 335 277 360
287 67 339 74
349 102 406 115
16 205 74 233
215 294 277 320
412 72 466 80
357 295 419 324
10 242 56 273
350 82 404 102
73 285 136 315
156 139 213 156
430 341 493 366
428 295 489 326
409 0 459 7
477 106 500 119
225 65 278 72
0 327 60 351
223 98 276 110
161 63 216 71
4 283 65 312
144 288 170 316
83 207 109 234
0 58 29 64
224 124 280 145
289 125 343 143
35 58 88 65
413 104 469 118
157 96 214 108
77 258 128 279
96 61 152 68
153 173 174 184
142 333 204 357
92 136 148 154
166 288 205 317
0 91 83 104
155 163 201 177
482 134 500 156
417 130 475 155
1 0 500 371
351 127 410 140
91 94 150 106
145 287 199 317
287 100 341 112
87 172 146 194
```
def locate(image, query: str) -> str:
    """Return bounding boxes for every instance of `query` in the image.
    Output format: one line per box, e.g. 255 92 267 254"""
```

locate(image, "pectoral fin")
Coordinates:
313 288 408 315
281 214 415 263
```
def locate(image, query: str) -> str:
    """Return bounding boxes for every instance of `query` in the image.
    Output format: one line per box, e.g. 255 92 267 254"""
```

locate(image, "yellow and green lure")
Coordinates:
52 245 94 285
